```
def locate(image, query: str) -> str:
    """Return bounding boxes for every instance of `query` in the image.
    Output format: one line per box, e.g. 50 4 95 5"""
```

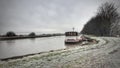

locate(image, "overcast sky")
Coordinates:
0 0 120 34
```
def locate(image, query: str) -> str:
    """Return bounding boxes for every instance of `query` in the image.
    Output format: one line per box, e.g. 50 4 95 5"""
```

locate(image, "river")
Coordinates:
0 36 68 59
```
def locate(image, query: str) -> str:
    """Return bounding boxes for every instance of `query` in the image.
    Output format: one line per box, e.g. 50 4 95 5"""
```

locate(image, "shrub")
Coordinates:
6 31 16 37
28 32 36 36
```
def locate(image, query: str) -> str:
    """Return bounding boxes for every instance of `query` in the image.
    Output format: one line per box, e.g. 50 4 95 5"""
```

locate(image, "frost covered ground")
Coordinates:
0 36 120 68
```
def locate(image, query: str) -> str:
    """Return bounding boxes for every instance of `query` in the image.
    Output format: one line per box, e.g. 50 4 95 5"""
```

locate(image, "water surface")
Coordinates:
0 36 66 59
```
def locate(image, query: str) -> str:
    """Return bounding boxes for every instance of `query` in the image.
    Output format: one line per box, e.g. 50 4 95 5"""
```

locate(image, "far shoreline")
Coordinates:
0 34 64 40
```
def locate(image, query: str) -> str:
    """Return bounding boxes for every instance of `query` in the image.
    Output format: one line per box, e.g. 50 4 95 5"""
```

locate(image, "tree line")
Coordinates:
1 31 36 37
81 2 120 36
0 31 64 38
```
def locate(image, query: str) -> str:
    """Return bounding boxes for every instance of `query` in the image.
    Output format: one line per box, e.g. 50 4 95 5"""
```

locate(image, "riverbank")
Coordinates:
0 34 64 40
0 36 120 68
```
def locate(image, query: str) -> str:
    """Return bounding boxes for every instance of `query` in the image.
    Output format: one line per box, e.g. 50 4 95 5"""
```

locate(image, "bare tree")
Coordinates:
81 2 120 36
97 2 120 36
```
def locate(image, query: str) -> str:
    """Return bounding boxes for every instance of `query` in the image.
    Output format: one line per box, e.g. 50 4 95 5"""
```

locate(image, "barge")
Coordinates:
65 31 82 44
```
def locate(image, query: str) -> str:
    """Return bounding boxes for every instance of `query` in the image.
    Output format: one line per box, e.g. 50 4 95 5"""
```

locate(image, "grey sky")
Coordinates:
0 0 120 34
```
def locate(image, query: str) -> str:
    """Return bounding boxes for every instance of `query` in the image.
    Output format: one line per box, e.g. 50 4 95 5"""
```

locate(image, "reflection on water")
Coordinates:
0 36 82 59
65 43 82 48
6 40 16 46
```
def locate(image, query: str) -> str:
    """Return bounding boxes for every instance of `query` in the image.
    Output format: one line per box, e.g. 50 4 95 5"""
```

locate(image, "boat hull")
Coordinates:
65 40 81 44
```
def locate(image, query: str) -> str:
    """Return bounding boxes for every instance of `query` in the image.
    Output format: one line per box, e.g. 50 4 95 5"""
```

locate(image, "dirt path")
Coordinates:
0 37 120 68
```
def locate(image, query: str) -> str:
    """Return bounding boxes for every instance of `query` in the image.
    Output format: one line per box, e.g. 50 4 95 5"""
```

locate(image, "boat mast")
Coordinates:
72 27 75 32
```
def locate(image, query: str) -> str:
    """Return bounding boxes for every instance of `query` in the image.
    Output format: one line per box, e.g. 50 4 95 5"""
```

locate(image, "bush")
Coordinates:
28 32 36 36
6 31 16 37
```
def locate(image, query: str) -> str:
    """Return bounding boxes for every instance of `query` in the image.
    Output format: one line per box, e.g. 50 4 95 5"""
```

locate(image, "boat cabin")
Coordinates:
65 31 81 44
